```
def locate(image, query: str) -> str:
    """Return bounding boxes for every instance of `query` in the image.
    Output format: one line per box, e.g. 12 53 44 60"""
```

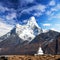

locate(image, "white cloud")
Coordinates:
56 4 60 10
36 5 46 12
24 0 34 3
50 23 60 32
51 28 56 30
50 4 60 13
51 8 57 12
46 8 57 16
50 4 60 12
54 14 60 18
6 13 16 20
43 23 51 27
0 4 17 25
49 13 60 20
51 28 60 32
55 24 60 26
18 0 34 7
49 0 56 6
34 12 42 17
46 11 52 15
0 5 9 12
23 19 28 23
20 4 46 17
46 3 59 16
0 5 16 13
0 18 5 22
43 29 49 33
0 22 13 36
47 4 60 20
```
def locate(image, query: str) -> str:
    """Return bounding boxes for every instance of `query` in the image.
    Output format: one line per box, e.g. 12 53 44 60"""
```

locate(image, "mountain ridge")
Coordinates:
0 16 42 42
0 29 60 55
0 17 60 55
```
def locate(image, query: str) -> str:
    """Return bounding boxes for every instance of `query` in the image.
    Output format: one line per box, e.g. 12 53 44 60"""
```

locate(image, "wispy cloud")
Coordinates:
46 11 52 15
19 4 47 17
0 5 9 12
0 4 17 25
0 22 13 36
43 23 51 27
6 13 16 20
51 28 60 32
52 14 60 18
23 19 28 23
24 0 34 3
34 12 42 17
49 0 56 6
49 13 60 21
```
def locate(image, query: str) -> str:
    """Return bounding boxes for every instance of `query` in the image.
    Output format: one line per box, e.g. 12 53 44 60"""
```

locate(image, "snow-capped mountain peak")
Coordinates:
16 16 42 41
27 16 40 29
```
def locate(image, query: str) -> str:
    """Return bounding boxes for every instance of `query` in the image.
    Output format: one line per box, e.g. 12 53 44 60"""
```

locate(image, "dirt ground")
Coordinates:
0 55 60 60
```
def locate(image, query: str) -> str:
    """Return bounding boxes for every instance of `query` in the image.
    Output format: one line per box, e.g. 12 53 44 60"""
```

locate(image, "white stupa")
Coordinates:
37 47 44 55
35 47 44 55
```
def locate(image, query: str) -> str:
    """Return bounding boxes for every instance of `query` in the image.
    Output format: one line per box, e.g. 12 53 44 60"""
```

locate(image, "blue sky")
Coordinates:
0 0 60 36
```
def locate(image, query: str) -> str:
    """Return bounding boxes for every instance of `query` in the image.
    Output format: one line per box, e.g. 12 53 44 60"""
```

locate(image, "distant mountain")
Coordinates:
0 17 60 55
15 16 42 41
0 29 60 55
0 16 42 42
29 30 60 54
30 30 59 44
0 16 42 55
42 34 60 55
0 27 23 48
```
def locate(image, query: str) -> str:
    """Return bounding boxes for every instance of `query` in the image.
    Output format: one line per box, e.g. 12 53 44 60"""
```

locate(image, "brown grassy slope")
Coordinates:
0 55 60 60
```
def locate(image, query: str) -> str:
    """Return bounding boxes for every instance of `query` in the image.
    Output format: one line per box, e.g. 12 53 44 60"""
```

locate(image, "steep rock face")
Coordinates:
30 30 59 44
42 34 60 55
29 30 60 55
0 28 23 48
0 16 42 55
0 30 60 55
0 16 42 42
0 17 60 55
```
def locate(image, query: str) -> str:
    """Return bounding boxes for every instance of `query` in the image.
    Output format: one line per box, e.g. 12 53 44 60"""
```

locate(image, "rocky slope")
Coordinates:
0 30 60 55
0 17 60 55
0 16 42 42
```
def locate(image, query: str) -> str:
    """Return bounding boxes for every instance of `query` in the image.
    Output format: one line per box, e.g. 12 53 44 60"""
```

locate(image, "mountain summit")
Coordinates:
0 16 42 42
16 16 42 41
0 21 60 55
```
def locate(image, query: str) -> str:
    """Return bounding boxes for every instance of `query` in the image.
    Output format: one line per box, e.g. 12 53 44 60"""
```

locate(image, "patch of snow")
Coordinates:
43 29 49 33
16 16 42 41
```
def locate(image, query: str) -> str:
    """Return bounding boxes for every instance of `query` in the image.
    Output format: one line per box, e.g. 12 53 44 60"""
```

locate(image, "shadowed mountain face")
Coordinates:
42 34 60 55
0 30 60 55
0 17 42 43
29 30 60 55
0 28 24 48
30 30 59 44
